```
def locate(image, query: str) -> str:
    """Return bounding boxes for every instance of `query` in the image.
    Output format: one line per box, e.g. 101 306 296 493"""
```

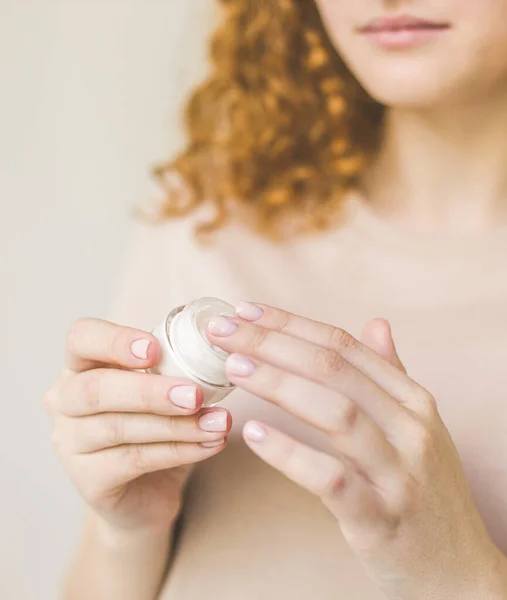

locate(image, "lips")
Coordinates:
361 15 450 34
359 15 450 50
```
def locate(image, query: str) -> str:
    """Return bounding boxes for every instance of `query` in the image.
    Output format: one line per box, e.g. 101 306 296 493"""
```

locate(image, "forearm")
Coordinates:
428 547 507 600
473 549 507 600
62 511 172 600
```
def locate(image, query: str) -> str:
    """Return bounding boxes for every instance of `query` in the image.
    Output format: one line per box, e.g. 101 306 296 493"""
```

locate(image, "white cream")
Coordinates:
150 298 236 406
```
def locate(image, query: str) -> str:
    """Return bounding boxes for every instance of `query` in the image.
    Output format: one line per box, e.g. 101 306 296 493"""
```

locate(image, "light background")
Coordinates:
0 1 215 597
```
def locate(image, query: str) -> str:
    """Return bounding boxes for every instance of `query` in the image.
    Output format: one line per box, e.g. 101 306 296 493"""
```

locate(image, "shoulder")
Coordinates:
109 195 359 329
109 211 273 329
123 210 268 279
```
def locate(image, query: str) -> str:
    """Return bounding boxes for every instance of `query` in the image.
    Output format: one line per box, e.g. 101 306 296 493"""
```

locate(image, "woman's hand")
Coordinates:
45 319 231 536
207 303 507 600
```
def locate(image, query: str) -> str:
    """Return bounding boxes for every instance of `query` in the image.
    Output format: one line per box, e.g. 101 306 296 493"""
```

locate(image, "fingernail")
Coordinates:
227 354 256 377
131 339 151 360
236 301 264 322
169 386 197 409
201 439 225 448
199 411 228 432
244 422 267 442
207 316 238 337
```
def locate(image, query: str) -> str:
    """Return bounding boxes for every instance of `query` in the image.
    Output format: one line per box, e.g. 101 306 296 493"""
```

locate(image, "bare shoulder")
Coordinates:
110 212 269 328
126 211 261 268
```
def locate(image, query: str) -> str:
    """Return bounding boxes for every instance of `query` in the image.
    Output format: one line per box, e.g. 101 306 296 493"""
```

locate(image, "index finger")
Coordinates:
65 318 161 373
208 318 405 432
235 302 431 411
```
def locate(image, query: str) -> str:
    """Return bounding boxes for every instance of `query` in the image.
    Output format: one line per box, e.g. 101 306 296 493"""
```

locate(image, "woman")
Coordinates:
45 1 507 598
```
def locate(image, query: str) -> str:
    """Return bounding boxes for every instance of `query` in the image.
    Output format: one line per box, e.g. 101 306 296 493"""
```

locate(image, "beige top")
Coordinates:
111 195 507 600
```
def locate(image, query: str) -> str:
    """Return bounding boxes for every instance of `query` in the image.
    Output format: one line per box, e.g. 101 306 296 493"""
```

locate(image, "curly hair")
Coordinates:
152 0 384 239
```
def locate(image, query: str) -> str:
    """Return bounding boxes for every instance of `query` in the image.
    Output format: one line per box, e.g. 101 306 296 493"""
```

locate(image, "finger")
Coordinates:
208 317 407 433
56 369 203 417
235 303 428 411
98 439 228 488
68 408 231 453
242 421 381 525
360 319 406 373
226 354 397 485
65 318 161 373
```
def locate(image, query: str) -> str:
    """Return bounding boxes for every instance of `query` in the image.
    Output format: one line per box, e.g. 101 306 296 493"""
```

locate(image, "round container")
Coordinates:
150 297 236 406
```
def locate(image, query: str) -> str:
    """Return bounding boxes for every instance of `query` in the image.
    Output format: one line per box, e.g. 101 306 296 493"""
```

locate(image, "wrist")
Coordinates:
89 512 174 555
454 547 507 600
481 549 507 598
411 545 507 600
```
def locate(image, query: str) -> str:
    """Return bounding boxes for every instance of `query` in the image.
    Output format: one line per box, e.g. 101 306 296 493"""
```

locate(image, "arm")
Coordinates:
469 551 507 600
52 217 227 599
62 512 172 600
208 303 507 600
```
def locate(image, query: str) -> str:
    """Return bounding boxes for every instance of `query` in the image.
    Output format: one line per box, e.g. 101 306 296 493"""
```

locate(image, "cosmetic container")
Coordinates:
150 297 236 406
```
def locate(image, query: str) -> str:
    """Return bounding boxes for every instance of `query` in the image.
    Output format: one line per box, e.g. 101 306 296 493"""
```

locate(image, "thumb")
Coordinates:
360 318 406 373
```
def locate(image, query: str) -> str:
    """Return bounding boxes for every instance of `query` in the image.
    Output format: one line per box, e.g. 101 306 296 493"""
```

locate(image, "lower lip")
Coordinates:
362 26 449 50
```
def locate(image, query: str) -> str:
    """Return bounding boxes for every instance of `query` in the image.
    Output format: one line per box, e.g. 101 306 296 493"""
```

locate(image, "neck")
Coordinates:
364 86 507 234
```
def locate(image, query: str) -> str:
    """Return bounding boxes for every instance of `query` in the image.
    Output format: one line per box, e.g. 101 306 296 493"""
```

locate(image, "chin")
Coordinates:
359 71 457 109
337 43 475 109
356 63 468 109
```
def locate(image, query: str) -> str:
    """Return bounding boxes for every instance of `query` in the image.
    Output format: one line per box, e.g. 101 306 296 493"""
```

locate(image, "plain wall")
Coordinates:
0 1 215 597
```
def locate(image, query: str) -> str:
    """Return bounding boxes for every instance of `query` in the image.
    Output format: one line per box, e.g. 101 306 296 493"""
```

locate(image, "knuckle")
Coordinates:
409 421 436 459
106 414 125 446
276 309 292 332
314 347 345 377
66 319 89 354
329 327 357 353
323 465 348 498
161 415 178 439
110 329 128 360
249 327 270 355
261 365 285 399
139 376 154 412
328 400 359 436
168 441 184 464
279 440 297 470
412 388 434 406
127 443 146 474
416 391 438 418
78 369 104 413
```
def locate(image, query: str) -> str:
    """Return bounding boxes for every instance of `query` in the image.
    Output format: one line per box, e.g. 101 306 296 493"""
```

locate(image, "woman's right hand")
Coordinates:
44 318 231 535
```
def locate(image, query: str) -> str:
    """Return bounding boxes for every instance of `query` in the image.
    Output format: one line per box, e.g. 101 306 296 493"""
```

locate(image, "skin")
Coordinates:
208 305 507 599
48 1 507 598
45 320 233 600
316 0 507 233
315 0 507 108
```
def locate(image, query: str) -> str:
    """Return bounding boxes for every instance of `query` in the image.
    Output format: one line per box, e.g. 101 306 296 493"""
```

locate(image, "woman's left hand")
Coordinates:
207 302 507 600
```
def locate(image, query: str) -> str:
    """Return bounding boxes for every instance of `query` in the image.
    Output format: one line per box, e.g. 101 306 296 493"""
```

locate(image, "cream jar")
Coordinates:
150 297 236 406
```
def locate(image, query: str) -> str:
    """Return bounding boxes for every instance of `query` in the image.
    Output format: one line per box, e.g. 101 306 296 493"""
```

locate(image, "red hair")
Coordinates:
153 0 384 238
